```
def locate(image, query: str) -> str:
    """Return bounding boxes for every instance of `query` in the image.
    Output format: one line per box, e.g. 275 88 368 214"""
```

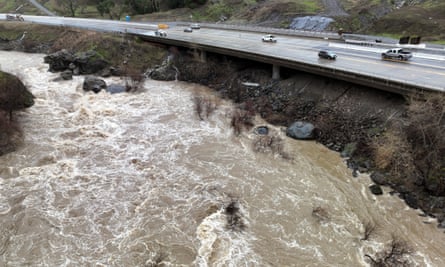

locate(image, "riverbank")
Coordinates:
1 22 445 230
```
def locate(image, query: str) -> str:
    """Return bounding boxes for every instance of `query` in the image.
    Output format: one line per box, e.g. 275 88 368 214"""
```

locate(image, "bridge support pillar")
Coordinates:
272 64 280 80
200 50 207 63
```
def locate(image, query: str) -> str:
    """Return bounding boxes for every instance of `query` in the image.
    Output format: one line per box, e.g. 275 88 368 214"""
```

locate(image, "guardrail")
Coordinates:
343 39 445 56
174 21 445 56
174 21 341 40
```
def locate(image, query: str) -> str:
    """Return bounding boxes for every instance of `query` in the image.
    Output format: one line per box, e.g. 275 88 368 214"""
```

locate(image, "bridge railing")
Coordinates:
174 21 341 40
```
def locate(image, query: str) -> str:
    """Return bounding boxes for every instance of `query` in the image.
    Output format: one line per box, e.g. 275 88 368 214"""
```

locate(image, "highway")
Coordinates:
2 14 445 94
163 26 445 93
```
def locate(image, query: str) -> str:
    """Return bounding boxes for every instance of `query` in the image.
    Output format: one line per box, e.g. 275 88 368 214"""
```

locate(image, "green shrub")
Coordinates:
206 3 233 21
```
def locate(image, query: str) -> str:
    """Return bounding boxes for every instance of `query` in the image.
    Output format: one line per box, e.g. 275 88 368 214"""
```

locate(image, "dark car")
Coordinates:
154 30 167 37
318 50 337 60
184 27 193 32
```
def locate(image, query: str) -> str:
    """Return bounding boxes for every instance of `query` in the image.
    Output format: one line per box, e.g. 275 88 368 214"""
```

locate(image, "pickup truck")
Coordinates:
381 48 413 61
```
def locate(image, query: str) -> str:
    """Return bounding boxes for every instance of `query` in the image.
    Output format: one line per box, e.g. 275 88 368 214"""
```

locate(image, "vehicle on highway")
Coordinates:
184 27 193 33
154 30 167 37
318 49 337 60
262 34 277 43
381 48 412 61
190 23 200 29
6 14 24 21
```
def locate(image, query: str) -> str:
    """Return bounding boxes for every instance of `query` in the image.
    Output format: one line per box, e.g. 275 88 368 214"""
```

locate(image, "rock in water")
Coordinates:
83 76 107 93
0 70 35 117
286 121 315 140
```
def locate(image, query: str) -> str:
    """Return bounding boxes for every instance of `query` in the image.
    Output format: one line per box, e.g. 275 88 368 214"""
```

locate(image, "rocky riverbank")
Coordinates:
1 22 445 230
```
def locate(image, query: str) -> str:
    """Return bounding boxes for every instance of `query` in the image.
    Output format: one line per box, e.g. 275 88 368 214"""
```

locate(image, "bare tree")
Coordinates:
361 220 377 241
365 235 413 267
108 0 128 20
312 206 329 222
124 66 145 92
55 0 80 17
405 94 445 196
225 200 246 232
193 95 218 121
230 108 253 136
150 0 160 12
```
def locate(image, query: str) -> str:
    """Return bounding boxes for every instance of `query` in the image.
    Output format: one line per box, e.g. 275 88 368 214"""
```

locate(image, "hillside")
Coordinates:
1 0 444 41
137 0 445 42
336 0 445 42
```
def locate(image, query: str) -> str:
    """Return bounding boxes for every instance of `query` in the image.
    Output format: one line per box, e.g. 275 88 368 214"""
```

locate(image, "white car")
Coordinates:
190 23 201 29
262 34 277 43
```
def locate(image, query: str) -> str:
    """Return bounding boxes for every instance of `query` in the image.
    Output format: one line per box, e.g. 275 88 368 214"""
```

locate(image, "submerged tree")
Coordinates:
365 235 413 267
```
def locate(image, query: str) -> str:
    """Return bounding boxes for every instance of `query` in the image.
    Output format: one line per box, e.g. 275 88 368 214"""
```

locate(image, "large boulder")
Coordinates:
0 71 34 156
0 71 35 115
147 58 177 81
286 121 315 140
43 49 75 72
60 70 73 80
370 171 388 186
369 184 383 195
83 76 107 93
44 49 110 75
75 50 109 74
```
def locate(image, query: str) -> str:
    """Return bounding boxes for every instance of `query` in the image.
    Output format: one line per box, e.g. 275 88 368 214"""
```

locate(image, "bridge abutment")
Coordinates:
200 50 207 63
272 64 280 80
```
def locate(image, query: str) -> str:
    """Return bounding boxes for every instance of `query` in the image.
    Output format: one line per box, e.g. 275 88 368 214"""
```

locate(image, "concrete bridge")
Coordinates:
137 25 445 98
139 31 442 98
2 15 445 98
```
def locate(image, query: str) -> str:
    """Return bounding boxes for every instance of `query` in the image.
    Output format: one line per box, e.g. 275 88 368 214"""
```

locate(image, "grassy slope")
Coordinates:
0 0 40 14
371 2 445 41
336 0 445 41
136 0 323 28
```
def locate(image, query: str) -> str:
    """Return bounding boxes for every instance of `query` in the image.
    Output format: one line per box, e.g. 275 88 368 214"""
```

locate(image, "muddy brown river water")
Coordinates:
1 51 445 266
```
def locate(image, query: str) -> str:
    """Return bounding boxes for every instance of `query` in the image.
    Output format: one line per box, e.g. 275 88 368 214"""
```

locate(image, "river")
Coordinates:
1 51 444 266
